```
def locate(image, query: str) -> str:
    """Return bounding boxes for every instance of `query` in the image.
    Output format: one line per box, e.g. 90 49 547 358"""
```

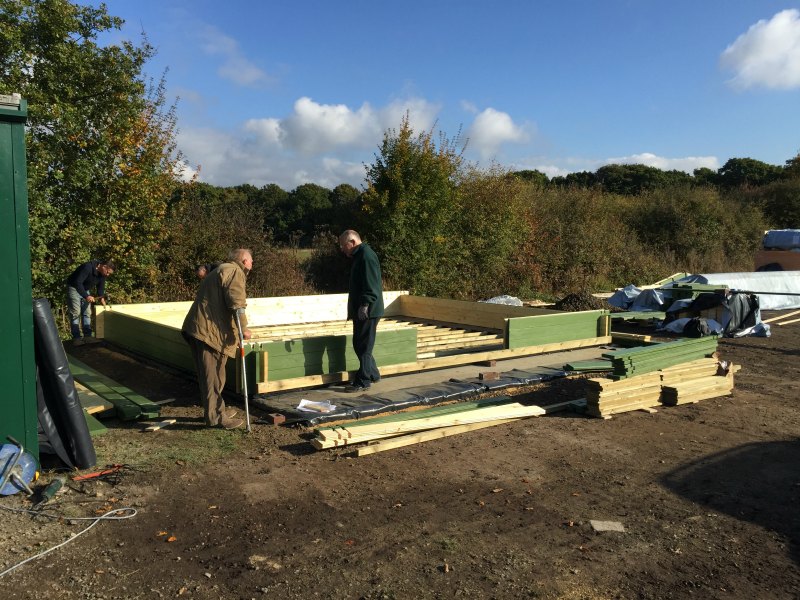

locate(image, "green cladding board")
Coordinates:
668 284 728 301
103 311 193 372
68 356 160 420
506 310 608 349
260 328 418 380
602 336 719 379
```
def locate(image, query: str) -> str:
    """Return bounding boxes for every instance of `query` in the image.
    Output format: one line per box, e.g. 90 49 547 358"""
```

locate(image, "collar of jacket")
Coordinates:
229 258 250 276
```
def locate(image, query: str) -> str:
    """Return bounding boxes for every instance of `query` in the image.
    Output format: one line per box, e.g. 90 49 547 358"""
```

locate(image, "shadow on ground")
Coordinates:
662 439 800 566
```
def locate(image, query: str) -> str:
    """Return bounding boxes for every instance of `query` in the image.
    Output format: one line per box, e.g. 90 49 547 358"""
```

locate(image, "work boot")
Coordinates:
225 408 238 420
220 417 244 430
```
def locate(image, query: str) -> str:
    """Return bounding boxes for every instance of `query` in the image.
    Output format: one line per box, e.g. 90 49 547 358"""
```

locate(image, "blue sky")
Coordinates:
95 0 800 190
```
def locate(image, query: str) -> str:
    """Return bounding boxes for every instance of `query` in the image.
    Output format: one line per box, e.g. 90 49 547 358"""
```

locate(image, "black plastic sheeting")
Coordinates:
32 298 96 469
261 364 571 426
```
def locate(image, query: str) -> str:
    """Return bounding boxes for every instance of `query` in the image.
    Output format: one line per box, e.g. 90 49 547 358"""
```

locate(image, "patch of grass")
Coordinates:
437 537 460 552
93 427 244 471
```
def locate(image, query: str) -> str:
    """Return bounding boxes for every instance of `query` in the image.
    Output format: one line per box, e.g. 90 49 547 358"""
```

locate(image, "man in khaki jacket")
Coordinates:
182 248 253 429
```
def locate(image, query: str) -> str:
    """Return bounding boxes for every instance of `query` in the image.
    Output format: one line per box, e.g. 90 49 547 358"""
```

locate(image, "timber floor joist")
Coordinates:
249 316 504 359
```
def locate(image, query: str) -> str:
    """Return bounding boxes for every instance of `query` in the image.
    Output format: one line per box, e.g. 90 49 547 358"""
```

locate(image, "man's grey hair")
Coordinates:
339 230 361 244
228 248 253 262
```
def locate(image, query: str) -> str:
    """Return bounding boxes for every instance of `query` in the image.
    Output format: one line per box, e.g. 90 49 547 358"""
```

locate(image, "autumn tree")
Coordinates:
0 0 183 305
361 115 465 295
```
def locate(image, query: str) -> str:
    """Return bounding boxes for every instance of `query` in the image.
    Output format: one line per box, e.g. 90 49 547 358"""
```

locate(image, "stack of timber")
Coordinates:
602 336 718 379
309 396 578 456
586 357 736 417
68 356 161 421
661 364 737 405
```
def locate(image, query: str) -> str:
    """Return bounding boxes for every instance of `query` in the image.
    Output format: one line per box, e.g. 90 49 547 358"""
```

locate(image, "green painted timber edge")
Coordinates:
602 336 718 359
67 357 148 420
68 356 161 412
263 328 418 380
507 310 608 349
316 396 514 432
609 351 717 379
84 412 109 436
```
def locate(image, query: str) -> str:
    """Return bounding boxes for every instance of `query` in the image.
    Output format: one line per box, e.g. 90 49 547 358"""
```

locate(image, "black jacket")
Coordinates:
67 260 107 299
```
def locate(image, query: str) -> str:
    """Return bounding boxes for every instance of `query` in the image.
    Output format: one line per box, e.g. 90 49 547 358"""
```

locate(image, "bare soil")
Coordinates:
1 313 799 599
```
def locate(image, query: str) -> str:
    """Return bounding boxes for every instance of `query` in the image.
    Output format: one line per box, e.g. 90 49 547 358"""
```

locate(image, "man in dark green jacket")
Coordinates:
339 230 384 392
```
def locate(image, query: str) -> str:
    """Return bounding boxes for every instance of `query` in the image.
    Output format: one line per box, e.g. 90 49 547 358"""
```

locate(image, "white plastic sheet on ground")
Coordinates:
677 272 800 310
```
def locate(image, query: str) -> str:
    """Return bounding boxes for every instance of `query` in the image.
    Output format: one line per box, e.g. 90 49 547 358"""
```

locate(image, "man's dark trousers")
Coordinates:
352 317 380 387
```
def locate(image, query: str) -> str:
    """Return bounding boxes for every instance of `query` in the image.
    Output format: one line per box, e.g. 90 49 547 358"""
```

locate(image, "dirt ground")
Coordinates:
1 313 799 599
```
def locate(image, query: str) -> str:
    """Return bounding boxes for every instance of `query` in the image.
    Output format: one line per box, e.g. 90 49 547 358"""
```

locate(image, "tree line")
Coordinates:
3 0 799 322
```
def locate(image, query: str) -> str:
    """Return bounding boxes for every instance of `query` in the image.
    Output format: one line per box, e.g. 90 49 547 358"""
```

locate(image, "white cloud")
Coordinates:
243 117 283 147
240 96 440 157
173 159 198 183
460 100 479 115
199 25 270 87
280 97 381 154
467 108 531 159
721 9 800 90
176 96 440 189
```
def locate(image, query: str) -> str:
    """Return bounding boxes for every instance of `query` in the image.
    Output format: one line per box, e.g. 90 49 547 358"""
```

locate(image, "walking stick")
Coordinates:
234 310 251 432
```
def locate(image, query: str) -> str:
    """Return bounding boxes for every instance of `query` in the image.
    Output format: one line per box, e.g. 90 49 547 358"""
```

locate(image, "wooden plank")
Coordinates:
398 295 558 330
83 411 109 436
317 403 546 441
586 396 662 417
315 396 516 433
762 309 800 324
355 418 519 456
777 317 800 326
75 381 114 414
69 356 161 414
142 419 177 432
611 332 651 344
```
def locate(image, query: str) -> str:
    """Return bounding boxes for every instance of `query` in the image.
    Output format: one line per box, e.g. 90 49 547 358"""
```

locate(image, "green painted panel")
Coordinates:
507 310 607 349
263 329 417 379
105 311 261 394
105 312 193 371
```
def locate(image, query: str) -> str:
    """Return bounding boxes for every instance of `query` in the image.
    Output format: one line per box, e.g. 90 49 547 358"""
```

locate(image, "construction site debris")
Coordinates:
554 291 608 312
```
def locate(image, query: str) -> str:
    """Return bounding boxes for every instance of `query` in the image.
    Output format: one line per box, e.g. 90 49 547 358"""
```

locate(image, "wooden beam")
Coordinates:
318 403 545 442
355 418 518 456
777 317 800 326
763 309 800 323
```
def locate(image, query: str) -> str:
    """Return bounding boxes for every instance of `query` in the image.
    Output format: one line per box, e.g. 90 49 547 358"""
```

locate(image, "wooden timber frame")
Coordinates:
96 292 611 395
